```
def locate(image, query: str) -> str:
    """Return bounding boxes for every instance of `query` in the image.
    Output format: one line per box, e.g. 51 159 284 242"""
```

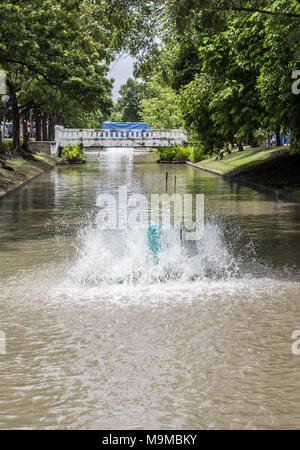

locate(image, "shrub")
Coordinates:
250 129 268 148
154 144 210 163
175 145 193 161
154 146 176 161
154 145 192 162
61 143 84 162
190 144 208 163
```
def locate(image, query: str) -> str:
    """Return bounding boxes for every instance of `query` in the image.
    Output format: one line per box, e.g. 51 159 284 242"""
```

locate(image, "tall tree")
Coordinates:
139 75 183 129
0 1 114 152
112 78 143 122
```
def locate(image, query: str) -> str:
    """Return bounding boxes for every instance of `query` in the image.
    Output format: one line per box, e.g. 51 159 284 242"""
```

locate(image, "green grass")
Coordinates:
196 146 288 175
1 138 35 154
34 153 57 167
0 153 59 197
1 139 13 153
5 153 56 167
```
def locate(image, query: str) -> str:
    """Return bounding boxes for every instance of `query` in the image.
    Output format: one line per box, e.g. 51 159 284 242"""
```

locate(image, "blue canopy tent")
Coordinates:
101 122 151 138
101 122 150 130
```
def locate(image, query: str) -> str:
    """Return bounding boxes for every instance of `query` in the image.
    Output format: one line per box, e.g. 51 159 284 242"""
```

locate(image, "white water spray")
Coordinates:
69 220 241 286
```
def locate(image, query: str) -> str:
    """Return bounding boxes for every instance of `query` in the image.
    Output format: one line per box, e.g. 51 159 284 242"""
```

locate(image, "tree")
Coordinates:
179 75 226 152
137 0 300 152
0 1 114 152
112 78 143 122
165 0 300 28
197 12 266 149
139 75 183 129
257 2 300 148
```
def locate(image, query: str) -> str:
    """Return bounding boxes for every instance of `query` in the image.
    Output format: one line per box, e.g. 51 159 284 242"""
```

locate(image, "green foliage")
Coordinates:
190 144 210 163
154 146 178 161
0 0 150 150
111 78 143 122
111 73 184 129
177 13 267 150
154 145 192 162
1 139 12 154
61 144 84 162
289 141 300 154
64 109 105 129
139 75 183 129
0 1 113 108
132 0 300 156
2 0 300 156
252 130 268 148
0 139 34 155
179 74 226 151
174 146 193 161
154 144 208 162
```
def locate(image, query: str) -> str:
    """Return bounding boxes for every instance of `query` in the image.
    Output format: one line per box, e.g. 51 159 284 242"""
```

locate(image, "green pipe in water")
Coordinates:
147 224 161 265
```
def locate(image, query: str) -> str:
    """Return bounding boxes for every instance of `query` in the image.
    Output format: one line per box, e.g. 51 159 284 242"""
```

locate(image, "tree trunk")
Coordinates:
48 114 55 141
42 113 47 141
21 111 30 151
22 120 28 147
276 130 281 147
12 99 20 152
6 80 20 152
249 134 257 148
34 107 42 141
0 112 4 153
13 104 20 152
0 101 8 146
57 112 63 126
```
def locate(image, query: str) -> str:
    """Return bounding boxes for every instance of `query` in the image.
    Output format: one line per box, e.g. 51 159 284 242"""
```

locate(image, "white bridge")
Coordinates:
54 126 187 153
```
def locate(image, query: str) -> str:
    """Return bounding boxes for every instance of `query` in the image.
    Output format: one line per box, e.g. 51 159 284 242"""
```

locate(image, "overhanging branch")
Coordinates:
209 6 300 18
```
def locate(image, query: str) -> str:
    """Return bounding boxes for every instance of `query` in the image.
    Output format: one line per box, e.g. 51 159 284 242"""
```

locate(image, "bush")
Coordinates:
154 144 209 163
0 139 35 156
61 143 84 162
250 130 268 148
155 146 176 161
154 145 192 162
190 144 208 163
176 145 193 161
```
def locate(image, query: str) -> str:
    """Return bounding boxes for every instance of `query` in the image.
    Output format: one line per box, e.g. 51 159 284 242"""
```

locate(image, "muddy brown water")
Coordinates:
0 149 300 429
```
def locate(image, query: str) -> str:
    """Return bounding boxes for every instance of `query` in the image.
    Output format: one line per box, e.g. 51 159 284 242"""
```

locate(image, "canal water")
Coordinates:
1 149 300 429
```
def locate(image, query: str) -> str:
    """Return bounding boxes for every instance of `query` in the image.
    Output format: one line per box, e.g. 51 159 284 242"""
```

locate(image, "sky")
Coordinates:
109 54 135 102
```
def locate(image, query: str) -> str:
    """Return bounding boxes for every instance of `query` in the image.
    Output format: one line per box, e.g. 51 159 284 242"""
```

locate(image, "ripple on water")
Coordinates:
1 153 300 429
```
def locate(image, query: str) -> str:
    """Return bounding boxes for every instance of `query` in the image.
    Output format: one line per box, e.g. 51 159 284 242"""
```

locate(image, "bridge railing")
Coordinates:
54 126 187 152
56 127 186 139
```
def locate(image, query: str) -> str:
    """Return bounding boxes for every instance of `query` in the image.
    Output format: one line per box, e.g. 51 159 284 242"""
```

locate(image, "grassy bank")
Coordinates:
0 153 59 200
194 146 286 174
1 138 35 154
193 146 300 198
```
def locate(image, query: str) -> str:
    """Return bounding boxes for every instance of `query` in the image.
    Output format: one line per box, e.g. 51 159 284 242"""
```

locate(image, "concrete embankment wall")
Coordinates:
28 142 56 155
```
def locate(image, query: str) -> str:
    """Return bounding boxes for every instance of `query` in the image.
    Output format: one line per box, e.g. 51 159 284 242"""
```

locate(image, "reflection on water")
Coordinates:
1 149 300 429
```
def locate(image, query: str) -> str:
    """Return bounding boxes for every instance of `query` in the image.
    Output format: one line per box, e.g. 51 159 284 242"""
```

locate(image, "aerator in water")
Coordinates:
147 224 161 265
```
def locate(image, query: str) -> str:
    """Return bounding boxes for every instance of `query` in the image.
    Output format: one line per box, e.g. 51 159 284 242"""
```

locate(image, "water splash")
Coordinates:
69 220 242 286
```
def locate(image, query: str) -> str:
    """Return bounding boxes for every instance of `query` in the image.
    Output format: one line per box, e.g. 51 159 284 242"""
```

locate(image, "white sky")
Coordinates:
109 54 135 102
